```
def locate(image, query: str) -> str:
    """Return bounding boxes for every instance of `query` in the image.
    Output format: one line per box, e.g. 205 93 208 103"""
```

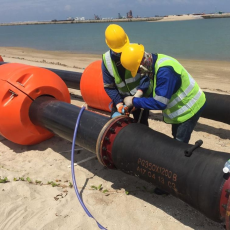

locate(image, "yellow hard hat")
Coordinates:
120 43 144 77
105 24 130 53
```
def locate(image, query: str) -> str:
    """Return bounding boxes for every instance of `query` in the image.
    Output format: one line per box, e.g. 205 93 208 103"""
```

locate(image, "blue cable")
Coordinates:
71 106 107 230
108 101 113 111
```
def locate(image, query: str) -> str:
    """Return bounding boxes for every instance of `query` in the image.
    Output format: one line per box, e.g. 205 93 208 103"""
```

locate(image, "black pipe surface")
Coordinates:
202 92 230 124
0 62 82 89
47 68 82 89
112 123 230 222
29 96 110 153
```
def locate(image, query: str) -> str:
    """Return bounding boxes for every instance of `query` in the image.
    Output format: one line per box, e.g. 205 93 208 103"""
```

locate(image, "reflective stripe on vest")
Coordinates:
166 73 195 109
156 56 178 67
154 54 206 124
103 51 151 96
104 51 114 76
116 73 141 88
164 89 203 119
153 94 169 105
157 56 197 110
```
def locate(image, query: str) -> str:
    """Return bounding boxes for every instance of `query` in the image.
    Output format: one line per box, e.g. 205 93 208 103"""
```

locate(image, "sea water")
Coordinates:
0 18 230 60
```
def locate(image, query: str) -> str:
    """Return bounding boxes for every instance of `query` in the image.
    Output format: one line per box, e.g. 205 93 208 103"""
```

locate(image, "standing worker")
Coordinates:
101 24 153 126
121 43 206 144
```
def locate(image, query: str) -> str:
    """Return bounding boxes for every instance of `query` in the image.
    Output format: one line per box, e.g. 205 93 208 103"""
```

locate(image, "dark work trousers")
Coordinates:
111 105 149 126
171 103 206 143
132 109 149 126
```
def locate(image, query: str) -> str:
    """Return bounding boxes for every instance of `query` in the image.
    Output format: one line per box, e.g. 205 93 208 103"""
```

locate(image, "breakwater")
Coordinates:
0 17 163 26
202 13 230 19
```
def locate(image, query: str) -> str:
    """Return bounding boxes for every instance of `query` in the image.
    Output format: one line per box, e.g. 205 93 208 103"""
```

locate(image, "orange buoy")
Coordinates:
0 63 70 145
80 60 112 112
0 55 3 62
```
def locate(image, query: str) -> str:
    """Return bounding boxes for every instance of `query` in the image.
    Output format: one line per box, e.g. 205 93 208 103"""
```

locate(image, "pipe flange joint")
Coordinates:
96 116 135 169
219 176 230 229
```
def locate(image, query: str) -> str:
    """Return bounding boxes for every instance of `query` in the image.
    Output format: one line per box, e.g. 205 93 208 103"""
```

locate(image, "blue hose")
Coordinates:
108 101 113 111
71 106 107 230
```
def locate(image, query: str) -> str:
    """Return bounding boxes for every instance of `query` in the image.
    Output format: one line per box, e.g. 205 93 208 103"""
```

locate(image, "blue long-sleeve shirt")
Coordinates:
133 54 181 110
102 50 151 106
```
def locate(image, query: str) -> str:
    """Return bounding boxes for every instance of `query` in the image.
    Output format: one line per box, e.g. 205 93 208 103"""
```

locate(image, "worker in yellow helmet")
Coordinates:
120 43 206 144
121 43 206 196
105 23 129 53
102 24 153 125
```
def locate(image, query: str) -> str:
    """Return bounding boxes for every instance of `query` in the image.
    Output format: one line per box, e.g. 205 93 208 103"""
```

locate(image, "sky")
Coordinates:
0 0 229 23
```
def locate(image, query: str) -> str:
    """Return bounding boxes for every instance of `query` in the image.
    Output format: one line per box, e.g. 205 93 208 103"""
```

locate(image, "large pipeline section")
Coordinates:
29 96 230 226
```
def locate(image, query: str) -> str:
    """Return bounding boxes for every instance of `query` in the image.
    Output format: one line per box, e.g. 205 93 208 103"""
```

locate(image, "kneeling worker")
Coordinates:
101 24 153 126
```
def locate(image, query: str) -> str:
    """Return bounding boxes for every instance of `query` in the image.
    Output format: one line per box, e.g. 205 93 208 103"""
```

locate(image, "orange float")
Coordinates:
80 60 112 112
0 63 70 145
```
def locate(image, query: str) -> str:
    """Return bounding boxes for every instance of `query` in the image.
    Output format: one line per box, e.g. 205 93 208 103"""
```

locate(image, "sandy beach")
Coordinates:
0 47 230 230
154 14 203 22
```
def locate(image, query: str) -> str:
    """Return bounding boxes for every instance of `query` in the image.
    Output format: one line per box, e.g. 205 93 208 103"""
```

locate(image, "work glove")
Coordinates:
112 112 122 118
116 103 129 116
134 90 143 98
124 96 134 108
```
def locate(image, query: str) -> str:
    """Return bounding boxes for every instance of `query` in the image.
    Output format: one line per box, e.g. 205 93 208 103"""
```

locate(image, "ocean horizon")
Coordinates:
0 19 230 61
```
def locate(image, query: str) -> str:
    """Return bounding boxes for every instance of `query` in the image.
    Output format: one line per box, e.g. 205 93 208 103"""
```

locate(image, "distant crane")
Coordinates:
94 14 100 20
127 10 133 18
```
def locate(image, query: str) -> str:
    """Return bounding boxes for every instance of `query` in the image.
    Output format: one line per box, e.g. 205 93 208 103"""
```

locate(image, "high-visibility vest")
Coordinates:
153 54 206 124
103 51 153 97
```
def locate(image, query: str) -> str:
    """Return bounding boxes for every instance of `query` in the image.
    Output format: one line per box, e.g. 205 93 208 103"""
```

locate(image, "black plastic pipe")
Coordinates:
29 96 110 153
29 96 230 225
202 92 230 124
47 68 82 89
112 123 230 222
0 62 82 89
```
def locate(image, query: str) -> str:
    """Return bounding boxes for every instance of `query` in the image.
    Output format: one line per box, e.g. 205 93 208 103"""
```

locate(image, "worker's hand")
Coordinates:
121 105 130 116
112 112 122 118
134 90 143 98
116 102 124 113
124 96 134 108
116 103 129 116
116 103 127 115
